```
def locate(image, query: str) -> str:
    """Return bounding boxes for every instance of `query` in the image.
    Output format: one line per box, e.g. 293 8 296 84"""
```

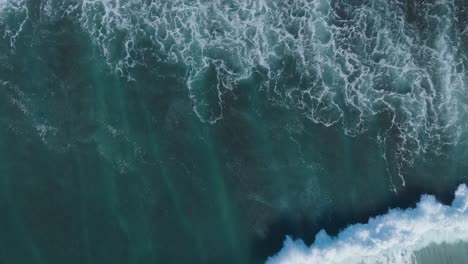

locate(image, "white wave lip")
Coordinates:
267 184 468 264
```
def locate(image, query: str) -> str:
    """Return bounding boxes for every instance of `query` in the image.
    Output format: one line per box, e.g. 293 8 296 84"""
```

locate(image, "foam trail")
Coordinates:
267 184 468 264
0 0 28 48
75 0 468 186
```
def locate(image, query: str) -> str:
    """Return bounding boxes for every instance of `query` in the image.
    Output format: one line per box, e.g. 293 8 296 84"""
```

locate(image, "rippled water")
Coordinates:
0 0 467 263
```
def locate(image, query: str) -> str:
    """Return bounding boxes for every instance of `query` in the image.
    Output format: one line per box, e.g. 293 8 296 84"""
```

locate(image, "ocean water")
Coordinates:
0 0 467 263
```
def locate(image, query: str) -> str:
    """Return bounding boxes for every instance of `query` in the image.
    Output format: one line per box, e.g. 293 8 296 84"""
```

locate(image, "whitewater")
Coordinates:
267 184 468 264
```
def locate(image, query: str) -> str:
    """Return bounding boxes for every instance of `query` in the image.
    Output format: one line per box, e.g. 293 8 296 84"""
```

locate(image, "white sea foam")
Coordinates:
266 184 468 264
0 0 463 185
40 0 80 21
0 0 28 48
75 0 468 186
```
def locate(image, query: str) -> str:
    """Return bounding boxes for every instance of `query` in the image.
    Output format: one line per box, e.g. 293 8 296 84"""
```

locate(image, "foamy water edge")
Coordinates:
267 184 468 264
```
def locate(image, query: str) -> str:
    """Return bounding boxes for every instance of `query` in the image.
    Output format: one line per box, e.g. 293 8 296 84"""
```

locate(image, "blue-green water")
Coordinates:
0 0 468 263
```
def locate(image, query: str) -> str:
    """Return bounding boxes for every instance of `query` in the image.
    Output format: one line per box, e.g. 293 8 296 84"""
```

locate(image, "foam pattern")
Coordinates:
2 0 468 185
78 0 468 184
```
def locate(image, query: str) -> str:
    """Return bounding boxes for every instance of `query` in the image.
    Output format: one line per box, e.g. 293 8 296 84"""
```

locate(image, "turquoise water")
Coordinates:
0 0 468 263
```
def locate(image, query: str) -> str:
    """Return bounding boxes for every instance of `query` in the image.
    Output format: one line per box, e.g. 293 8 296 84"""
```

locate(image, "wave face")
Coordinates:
78 0 467 185
267 184 468 264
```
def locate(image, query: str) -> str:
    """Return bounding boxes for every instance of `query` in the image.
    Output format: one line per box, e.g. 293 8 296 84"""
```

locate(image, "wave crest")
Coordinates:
267 184 468 264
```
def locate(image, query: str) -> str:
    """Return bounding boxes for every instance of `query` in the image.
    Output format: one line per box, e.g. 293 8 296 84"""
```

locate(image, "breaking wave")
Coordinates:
266 184 468 264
